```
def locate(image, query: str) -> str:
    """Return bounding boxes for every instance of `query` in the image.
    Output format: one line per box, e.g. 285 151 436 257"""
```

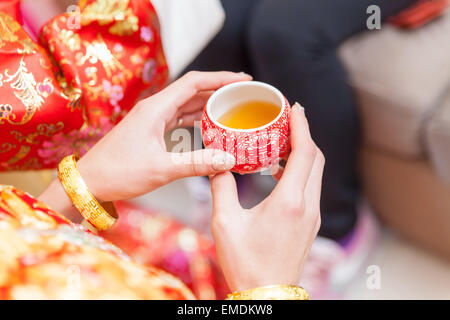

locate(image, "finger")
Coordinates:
159 71 252 113
271 102 317 198
165 111 202 132
210 171 240 214
304 150 325 219
270 163 284 181
177 91 213 114
298 152 325 271
179 112 202 128
164 91 212 130
165 148 236 180
270 158 287 181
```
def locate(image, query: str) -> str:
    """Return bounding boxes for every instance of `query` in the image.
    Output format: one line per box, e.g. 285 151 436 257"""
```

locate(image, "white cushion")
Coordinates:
339 10 450 157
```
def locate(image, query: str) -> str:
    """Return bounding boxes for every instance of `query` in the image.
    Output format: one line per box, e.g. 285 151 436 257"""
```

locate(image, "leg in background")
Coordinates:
186 0 260 73
247 0 416 240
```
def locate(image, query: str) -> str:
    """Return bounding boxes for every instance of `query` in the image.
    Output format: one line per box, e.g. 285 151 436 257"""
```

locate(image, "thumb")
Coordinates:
167 149 236 179
210 172 240 214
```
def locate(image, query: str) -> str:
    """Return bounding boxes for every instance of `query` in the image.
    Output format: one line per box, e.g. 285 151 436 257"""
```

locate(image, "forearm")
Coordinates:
38 178 82 223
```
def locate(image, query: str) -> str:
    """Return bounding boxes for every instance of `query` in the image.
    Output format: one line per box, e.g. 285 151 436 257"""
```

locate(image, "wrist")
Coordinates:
76 156 109 203
38 178 82 222
57 155 118 230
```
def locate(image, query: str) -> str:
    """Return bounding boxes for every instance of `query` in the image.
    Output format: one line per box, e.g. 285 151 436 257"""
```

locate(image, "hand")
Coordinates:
210 103 324 292
75 71 251 202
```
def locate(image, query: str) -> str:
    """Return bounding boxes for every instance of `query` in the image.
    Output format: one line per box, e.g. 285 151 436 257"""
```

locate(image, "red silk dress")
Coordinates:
0 0 168 170
0 0 228 299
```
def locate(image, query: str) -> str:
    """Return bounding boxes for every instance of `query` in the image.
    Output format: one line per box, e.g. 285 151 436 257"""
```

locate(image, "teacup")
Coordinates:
202 81 290 174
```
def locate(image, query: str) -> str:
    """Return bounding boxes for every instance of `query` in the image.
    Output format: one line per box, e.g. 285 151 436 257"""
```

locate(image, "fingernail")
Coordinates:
292 102 304 113
212 153 236 171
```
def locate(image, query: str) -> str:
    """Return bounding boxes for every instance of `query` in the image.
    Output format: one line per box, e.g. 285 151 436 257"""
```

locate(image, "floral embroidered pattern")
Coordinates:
0 143 15 154
0 104 12 122
4 58 45 125
77 35 125 78
0 0 168 170
38 117 113 165
56 29 81 51
0 12 36 54
80 0 139 36
140 26 154 42
0 12 20 45
10 122 64 145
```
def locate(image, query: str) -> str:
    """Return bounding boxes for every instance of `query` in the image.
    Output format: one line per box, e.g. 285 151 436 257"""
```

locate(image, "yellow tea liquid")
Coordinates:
218 100 281 129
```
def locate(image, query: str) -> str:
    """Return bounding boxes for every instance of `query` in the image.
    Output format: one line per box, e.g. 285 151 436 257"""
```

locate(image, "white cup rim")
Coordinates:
206 81 286 133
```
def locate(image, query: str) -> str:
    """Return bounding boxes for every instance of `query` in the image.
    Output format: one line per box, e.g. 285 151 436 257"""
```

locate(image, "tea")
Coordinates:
218 100 281 129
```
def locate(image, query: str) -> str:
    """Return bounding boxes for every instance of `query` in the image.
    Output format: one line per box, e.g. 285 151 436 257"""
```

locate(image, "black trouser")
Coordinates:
187 0 415 240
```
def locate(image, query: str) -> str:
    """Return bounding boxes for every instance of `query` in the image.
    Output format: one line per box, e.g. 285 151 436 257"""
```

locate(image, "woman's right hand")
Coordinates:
210 103 324 292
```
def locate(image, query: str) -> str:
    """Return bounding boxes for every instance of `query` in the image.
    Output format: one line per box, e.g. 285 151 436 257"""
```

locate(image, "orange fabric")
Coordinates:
0 0 168 170
389 0 449 28
0 185 194 299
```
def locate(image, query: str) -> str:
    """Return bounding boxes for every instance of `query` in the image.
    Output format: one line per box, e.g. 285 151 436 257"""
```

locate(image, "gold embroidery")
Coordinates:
10 131 23 142
39 57 51 70
77 35 125 78
55 74 83 112
0 143 15 154
82 82 103 101
0 13 36 54
85 66 98 86
108 16 139 36
80 0 139 36
10 122 64 145
130 53 142 65
3 157 42 171
16 38 37 55
6 145 30 165
57 29 81 51
8 157 42 170
4 58 45 125
0 12 21 46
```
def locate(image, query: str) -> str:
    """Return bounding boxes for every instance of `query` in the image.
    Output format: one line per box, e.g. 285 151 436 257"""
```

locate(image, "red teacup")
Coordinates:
202 81 290 174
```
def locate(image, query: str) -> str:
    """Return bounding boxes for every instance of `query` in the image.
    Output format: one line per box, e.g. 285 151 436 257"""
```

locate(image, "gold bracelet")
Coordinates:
226 285 309 300
57 155 118 230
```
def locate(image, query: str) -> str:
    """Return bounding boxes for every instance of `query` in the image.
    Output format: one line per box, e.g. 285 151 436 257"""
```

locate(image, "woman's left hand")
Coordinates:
74 71 251 202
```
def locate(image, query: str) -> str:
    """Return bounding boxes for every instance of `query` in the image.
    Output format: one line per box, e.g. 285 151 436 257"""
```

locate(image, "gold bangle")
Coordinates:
57 155 118 230
226 285 309 300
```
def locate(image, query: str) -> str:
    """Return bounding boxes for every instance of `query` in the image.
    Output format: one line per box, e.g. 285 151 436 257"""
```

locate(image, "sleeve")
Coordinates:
0 185 194 300
0 0 168 171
